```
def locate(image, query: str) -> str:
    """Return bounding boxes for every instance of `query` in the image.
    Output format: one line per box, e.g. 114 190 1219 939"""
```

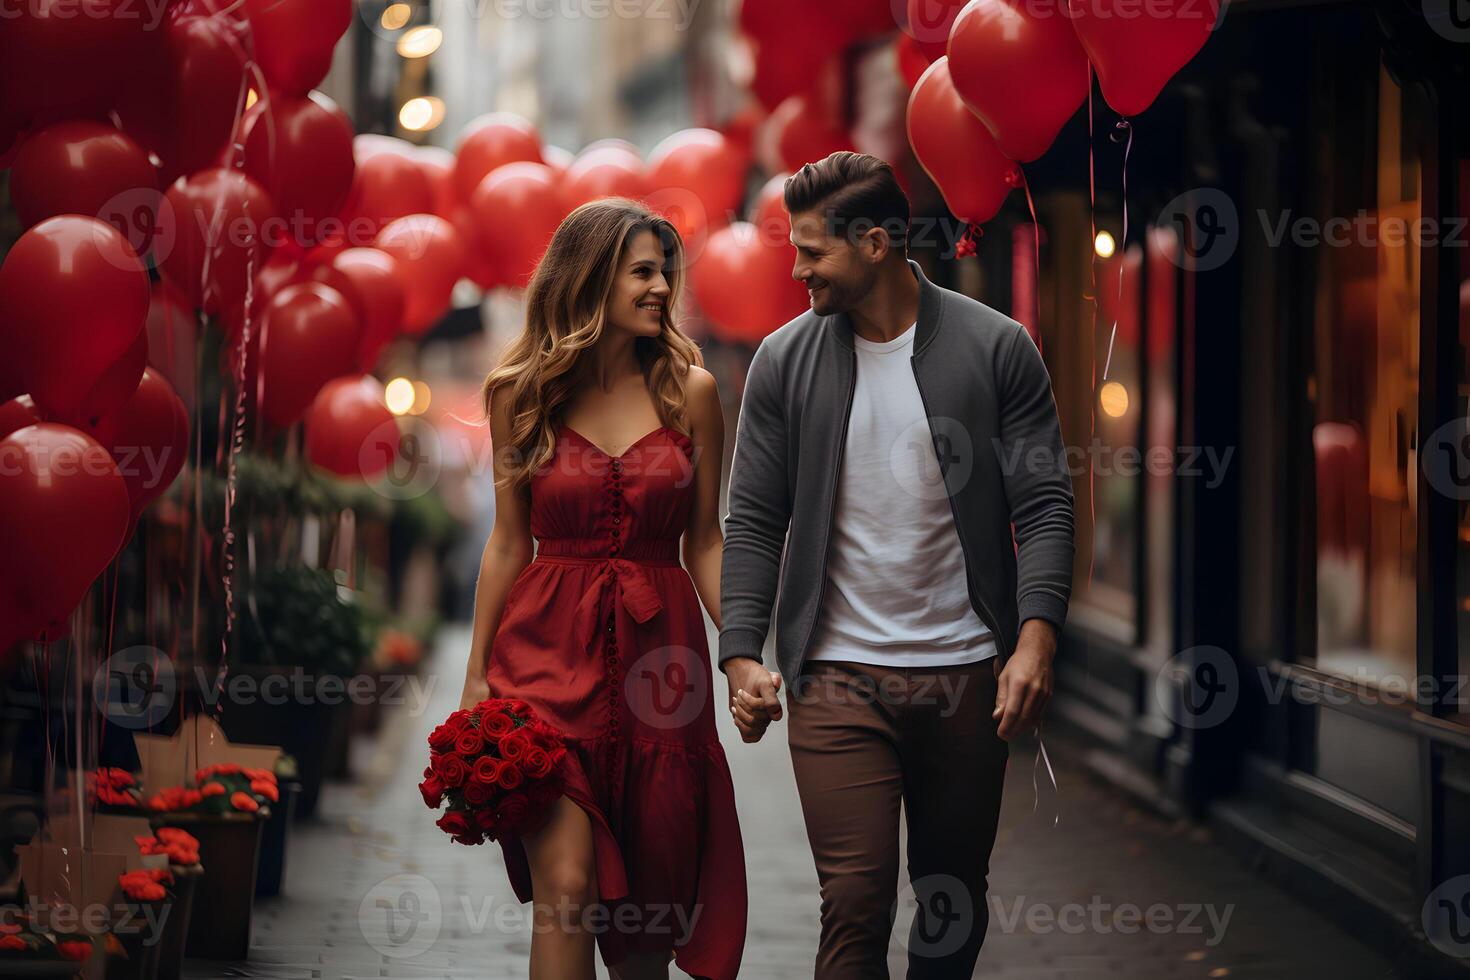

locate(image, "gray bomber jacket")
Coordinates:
717 260 1076 686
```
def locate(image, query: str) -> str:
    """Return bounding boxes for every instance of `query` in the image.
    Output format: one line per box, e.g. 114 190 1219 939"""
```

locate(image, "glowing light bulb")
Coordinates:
381 3 411 30
399 97 445 132
397 25 443 58
1094 230 1116 258
385 377 416 416
1099 381 1129 418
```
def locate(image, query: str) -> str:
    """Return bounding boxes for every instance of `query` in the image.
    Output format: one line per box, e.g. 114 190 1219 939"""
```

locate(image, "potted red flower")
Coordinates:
126 828 201 980
420 698 568 845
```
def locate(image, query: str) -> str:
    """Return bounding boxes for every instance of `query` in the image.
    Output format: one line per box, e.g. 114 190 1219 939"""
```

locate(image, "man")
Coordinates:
719 151 1075 978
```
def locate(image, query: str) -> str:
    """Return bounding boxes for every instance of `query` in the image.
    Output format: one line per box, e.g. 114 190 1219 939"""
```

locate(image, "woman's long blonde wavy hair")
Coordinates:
481 198 704 492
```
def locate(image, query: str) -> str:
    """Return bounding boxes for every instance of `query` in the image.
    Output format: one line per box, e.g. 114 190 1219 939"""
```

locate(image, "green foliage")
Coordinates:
234 564 371 677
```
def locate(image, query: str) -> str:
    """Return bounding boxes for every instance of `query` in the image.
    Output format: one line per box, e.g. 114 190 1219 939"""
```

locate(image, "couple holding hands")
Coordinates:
460 151 1074 979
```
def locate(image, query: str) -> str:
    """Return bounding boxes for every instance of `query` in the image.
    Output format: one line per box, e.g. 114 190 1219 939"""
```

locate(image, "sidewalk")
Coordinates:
184 626 1401 979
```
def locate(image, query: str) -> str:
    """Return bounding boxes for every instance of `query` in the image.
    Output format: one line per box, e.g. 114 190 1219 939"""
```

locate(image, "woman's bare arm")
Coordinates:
681 365 726 633
461 384 536 707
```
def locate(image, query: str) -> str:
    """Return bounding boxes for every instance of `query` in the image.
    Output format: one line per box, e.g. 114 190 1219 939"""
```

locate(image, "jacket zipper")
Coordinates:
910 356 1011 663
796 344 858 675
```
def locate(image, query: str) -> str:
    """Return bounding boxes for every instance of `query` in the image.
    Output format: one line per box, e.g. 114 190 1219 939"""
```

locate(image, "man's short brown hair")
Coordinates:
783 151 910 249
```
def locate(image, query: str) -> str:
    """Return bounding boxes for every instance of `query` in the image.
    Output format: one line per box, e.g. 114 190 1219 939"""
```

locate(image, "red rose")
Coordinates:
434 755 470 788
453 832 484 846
472 756 501 786
427 723 458 753
454 727 485 756
499 728 532 761
436 810 472 836
58 940 93 961
418 773 446 808
481 710 514 737
522 746 553 778
462 779 493 806
0 935 26 950
230 792 260 813
494 761 524 790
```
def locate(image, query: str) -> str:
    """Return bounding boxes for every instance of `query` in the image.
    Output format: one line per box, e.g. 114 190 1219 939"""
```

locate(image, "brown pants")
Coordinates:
788 657 1008 979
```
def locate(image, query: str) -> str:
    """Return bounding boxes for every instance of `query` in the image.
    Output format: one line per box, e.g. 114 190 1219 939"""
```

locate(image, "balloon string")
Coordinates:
1016 168 1043 356
1084 64 1098 596
1102 118 1133 381
1031 723 1060 829
954 223 982 259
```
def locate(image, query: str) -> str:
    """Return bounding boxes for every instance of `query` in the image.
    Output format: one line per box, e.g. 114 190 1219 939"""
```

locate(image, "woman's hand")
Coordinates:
459 672 490 711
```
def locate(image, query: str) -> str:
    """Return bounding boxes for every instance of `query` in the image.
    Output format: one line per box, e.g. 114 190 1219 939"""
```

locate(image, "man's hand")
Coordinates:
993 620 1056 741
722 656 783 743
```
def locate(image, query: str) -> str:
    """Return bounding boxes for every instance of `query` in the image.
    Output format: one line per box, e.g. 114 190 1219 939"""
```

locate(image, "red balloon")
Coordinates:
346 148 435 243
0 216 150 422
906 57 1018 226
145 283 198 415
157 168 277 314
96 368 189 519
243 92 356 250
769 94 852 174
647 129 749 245
906 0 969 61
750 174 792 247
10 122 158 233
415 146 460 219
305 376 398 480
0 0 160 132
244 0 351 97
312 249 406 370
258 283 362 428
692 222 808 344
0 424 131 638
374 216 464 335
0 397 44 442
77 326 148 436
470 163 568 291
896 33 931 89
1069 0 1219 117
111 12 251 183
947 0 1089 162
451 113 543 205
563 143 650 209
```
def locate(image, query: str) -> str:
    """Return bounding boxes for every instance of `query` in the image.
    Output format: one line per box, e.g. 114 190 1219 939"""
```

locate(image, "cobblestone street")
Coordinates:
184 627 1401 979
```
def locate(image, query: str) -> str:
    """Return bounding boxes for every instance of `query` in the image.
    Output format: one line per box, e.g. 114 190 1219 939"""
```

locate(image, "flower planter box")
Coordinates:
150 813 262 960
254 780 299 898
150 865 198 980
0 959 84 977
214 665 346 820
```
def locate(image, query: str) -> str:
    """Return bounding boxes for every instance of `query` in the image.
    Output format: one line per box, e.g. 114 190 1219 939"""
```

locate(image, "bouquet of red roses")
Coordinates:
419 697 568 845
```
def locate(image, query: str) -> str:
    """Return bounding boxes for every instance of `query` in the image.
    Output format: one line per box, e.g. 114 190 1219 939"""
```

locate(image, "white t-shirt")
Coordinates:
808 322 998 667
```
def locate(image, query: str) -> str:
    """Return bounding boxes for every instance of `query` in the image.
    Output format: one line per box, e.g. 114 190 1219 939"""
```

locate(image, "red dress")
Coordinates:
485 423 747 979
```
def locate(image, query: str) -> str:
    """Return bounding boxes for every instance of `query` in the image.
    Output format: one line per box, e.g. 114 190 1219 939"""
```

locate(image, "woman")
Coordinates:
460 198 746 980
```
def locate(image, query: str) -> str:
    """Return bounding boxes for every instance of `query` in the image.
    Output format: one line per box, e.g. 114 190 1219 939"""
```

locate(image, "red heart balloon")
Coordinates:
243 92 356 251
374 215 464 334
258 283 362 429
77 325 148 437
451 113 543 206
10 121 159 234
305 376 399 480
158 168 277 314
243 0 351 98
97 368 190 519
469 163 568 291
1069 0 1219 117
413 146 460 220
947 0 1089 162
769 94 853 174
344 148 435 244
313 249 407 371
0 397 44 442
0 424 131 637
0 216 150 422
906 57 1019 226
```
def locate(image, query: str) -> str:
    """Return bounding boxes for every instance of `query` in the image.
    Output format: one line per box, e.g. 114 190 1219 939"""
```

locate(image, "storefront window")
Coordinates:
1309 61 1420 688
